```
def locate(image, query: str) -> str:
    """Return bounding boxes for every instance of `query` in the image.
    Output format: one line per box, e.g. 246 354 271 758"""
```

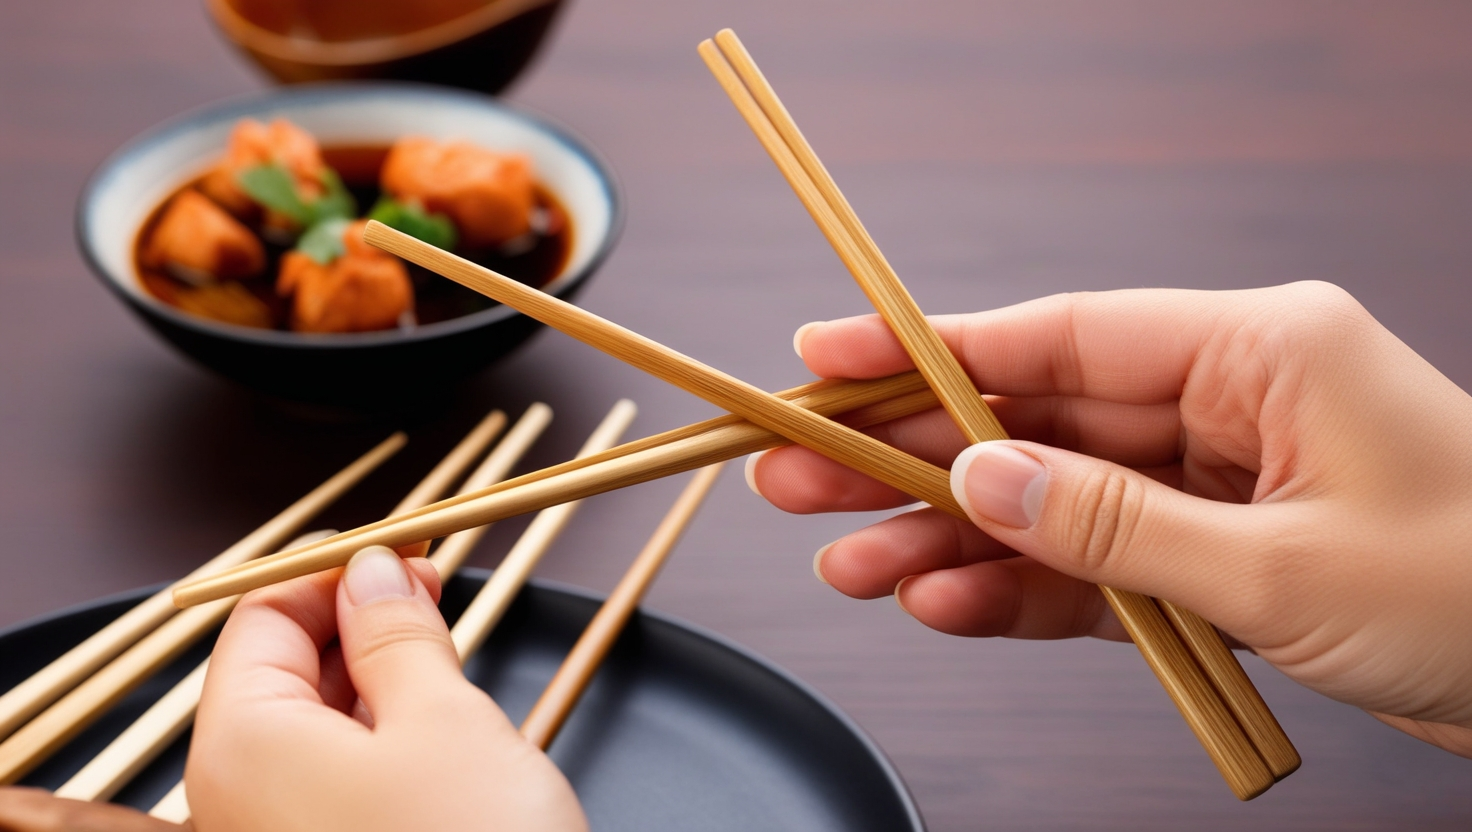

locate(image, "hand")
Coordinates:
0 787 186 831
749 281 1472 757
185 546 587 832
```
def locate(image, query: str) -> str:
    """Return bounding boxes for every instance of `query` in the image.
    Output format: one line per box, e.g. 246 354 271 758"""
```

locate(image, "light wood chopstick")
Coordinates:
172 372 942 607
0 431 406 746
702 28 1299 794
362 222 965 507
450 401 639 661
179 373 930 596
521 464 724 749
101 407 554 818
0 409 545 787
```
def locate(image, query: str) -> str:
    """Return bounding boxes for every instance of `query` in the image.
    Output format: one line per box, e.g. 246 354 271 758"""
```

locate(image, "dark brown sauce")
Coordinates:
133 143 573 332
228 0 492 43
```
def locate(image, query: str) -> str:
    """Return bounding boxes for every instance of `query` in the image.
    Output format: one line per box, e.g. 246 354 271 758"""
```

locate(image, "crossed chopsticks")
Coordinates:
170 29 1297 798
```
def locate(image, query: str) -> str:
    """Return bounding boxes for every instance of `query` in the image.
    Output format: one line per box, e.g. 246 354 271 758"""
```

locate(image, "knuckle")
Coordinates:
1058 466 1145 575
353 614 451 660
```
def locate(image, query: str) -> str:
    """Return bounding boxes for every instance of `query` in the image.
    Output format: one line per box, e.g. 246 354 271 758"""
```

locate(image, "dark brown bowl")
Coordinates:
206 0 566 95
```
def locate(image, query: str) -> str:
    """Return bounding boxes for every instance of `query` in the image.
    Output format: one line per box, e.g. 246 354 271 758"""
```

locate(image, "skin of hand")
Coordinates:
748 281 1472 758
0 787 188 832
185 546 588 832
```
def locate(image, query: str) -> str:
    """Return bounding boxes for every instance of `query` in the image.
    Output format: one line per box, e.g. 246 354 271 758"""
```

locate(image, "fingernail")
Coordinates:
812 542 833 584
793 321 822 359
744 450 768 497
894 575 913 615
951 443 1046 528
344 545 413 605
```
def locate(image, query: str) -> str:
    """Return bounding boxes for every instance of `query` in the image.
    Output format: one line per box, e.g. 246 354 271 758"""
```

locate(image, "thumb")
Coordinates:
950 441 1268 611
337 546 466 726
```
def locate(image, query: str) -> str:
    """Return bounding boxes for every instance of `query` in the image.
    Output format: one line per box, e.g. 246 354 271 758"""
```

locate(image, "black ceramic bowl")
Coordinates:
77 83 621 409
205 0 567 96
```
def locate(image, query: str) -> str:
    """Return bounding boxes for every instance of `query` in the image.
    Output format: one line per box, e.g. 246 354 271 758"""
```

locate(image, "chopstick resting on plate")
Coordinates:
520 463 725 749
0 409 541 787
699 28 1298 796
0 431 408 744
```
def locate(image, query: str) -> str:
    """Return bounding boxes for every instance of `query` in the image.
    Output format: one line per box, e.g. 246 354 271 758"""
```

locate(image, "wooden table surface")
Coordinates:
2 1 1470 828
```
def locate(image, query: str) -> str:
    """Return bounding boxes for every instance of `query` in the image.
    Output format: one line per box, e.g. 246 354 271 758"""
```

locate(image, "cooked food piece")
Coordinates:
172 282 274 329
200 118 328 219
278 220 413 333
381 137 535 247
141 190 266 282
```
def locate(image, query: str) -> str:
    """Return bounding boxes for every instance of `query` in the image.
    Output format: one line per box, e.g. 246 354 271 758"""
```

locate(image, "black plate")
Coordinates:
0 571 925 831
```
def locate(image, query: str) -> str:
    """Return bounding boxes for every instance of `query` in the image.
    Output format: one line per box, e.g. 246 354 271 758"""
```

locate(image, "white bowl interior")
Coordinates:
83 87 613 324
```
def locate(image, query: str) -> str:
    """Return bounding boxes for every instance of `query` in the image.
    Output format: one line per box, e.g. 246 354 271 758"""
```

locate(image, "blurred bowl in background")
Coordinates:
206 0 566 95
77 83 621 410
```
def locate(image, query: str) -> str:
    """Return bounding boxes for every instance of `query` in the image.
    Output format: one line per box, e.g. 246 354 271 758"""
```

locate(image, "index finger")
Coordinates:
797 288 1237 404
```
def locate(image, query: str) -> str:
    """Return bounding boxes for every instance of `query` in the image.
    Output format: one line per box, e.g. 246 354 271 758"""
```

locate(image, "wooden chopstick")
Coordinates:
521 464 724 749
702 29 1297 796
171 372 941 607
0 432 407 744
106 406 561 819
362 223 968 506
450 401 639 661
173 375 924 598
0 409 544 786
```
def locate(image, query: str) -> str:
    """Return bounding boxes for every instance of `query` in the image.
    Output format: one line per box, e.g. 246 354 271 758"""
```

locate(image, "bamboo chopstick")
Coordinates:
171 372 942 607
111 407 557 820
0 432 407 744
450 401 639 661
521 464 724 749
361 223 963 506
702 28 1298 795
0 409 546 787
180 373 931 599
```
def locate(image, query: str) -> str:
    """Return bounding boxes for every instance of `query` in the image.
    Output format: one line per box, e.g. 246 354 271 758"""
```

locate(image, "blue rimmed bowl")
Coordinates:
78 83 621 409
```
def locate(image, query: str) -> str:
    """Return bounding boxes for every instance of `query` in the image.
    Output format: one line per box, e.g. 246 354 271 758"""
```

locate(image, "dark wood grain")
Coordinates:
1 1 1470 828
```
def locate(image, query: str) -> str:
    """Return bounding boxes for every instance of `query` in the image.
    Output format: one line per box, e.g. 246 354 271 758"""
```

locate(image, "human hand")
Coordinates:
185 546 587 832
0 786 186 831
749 282 1472 757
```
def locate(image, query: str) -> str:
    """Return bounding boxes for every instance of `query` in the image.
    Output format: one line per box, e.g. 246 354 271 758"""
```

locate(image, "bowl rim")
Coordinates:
75 81 623 351
205 0 562 67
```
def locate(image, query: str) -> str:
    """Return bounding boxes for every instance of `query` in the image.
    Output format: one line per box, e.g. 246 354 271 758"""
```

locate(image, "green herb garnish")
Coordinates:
236 163 356 228
294 217 351 265
368 198 459 252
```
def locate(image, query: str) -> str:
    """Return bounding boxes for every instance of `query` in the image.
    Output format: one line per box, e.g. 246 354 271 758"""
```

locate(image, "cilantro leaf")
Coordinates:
236 164 357 228
368 198 458 251
236 164 312 226
295 217 350 265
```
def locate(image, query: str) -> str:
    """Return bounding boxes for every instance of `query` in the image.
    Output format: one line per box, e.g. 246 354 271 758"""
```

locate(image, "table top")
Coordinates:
2 1 1470 828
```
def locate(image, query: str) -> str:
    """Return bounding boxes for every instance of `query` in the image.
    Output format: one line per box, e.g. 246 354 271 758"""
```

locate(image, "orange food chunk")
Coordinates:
381 136 535 248
278 221 413 333
142 190 265 281
200 118 327 217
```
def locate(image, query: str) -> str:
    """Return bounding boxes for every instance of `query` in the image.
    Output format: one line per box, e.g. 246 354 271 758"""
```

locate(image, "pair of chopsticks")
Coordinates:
698 30 1299 797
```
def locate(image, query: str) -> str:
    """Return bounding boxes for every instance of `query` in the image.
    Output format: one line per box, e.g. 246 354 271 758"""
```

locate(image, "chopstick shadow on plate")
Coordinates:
1 573 926 831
